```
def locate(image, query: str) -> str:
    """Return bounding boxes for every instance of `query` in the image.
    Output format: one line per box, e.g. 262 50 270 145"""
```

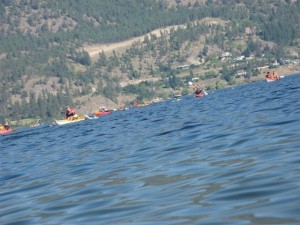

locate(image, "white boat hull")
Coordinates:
265 75 284 82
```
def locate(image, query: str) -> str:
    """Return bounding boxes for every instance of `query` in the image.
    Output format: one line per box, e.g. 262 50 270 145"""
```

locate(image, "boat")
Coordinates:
133 103 150 107
265 78 278 82
0 123 13 135
195 93 204 98
195 90 208 98
94 110 111 117
265 71 284 82
54 116 86 125
84 109 112 119
265 75 285 82
0 128 12 135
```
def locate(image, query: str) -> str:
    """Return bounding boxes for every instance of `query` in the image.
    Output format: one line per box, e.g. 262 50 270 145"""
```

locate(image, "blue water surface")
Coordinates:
1 74 300 225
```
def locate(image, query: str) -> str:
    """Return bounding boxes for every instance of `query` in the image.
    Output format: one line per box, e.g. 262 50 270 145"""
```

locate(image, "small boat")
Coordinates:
54 116 86 126
265 78 278 82
195 93 204 98
0 128 12 135
265 70 284 82
195 90 207 98
133 103 150 107
94 110 111 117
0 123 13 135
265 75 284 82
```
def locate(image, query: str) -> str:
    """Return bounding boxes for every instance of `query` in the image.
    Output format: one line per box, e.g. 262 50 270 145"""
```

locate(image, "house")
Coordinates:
236 70 247 76
221 52 231 58
220 52 232 61
177 64 189 70
271 60 279 67
234 56 245 61
246 55 254 60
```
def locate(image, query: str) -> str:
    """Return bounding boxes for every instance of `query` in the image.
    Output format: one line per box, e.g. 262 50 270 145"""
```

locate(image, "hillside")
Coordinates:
0 0 299 124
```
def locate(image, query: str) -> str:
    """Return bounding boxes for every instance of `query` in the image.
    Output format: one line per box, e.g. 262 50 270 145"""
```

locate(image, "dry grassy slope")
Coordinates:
82 24 186 59
20 18 300 115
82 17 226 59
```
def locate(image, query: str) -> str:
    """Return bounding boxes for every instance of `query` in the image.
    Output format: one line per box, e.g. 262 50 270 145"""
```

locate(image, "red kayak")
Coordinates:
0 128 13 135
94 111 111 117
195 93 204 98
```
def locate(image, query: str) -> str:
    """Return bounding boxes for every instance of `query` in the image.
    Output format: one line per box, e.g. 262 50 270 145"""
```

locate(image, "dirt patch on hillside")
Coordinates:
82 24 186 58
75 95 118 114
82 17 227 59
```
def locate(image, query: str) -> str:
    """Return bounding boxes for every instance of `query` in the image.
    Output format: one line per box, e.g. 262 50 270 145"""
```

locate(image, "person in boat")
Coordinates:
65 106 76 120
194 86 204 95
99 106 108 112
272 71 279 80
0 124 5 131
0 124 10 131
265 71 271 79
266 71 279 80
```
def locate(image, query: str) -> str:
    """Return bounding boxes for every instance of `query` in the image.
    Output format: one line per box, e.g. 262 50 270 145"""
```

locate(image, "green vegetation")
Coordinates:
0 0 299 124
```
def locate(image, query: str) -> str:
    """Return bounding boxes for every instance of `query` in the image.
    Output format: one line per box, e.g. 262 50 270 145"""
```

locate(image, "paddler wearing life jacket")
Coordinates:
265 71 271 79
272 71 279 80
65 106 76 120
0 124 5 131
194 86 204 95
99 106 108 112
0 123 10 131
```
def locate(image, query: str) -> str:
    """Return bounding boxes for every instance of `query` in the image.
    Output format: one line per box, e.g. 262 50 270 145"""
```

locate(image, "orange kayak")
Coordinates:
94 111 111 117
195 93 204 98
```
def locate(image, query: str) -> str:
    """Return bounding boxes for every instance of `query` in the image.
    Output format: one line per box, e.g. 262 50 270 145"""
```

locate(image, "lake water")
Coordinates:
1 74 300 225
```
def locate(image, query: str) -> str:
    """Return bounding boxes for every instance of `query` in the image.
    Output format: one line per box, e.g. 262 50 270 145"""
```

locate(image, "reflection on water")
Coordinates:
1 75 300 224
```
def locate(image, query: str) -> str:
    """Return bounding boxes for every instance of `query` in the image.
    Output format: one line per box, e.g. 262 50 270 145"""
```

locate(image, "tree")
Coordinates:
77 51 91 66
243 47 251 57
221 66 235 84
98 51 107 67
203 45 208 57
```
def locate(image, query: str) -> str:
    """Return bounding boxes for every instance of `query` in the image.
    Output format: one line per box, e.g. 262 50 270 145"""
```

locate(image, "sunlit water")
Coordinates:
1 75 300 225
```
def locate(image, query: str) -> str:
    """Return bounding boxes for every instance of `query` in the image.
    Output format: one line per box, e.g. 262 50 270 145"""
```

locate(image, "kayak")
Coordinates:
0 128 13 135
133 103 150 107
195 91 208 98
265 75 284 82
84 110 112 119
265 78 279 82
195 93 204 98
94 111 111 117
54 116 86 125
